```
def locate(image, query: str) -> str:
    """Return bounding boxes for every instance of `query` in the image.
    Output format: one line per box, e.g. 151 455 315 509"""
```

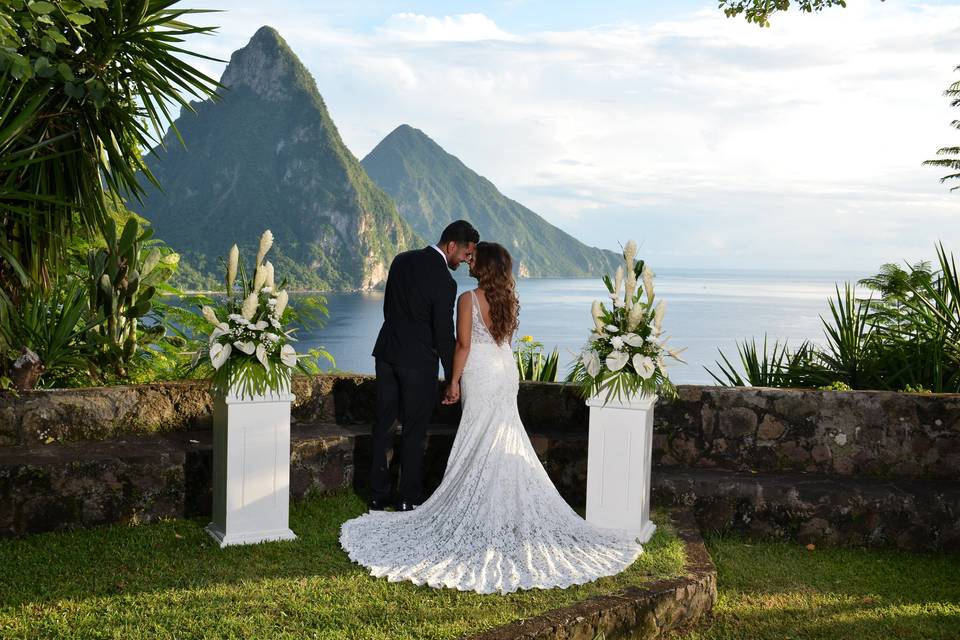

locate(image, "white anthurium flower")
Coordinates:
241 292 258 321
605 324 620 333
233 341 255 355
611 335 624 350
255 343 269 368
209 325 229 345
623 333 644 347
633 354 656 379
280 344 297 368
255 229 274 266
642 266 655 303
227 244 239 291
201 305 220 326
209 342 231 370
251 320 269 331
264 332 280 343
275 290 289 319
253 264 267 292
606 350 629 372
228 313 249 325
582 350 601 377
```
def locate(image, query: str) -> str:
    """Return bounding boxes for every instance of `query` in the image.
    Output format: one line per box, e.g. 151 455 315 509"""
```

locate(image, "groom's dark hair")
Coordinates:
440 220 479 245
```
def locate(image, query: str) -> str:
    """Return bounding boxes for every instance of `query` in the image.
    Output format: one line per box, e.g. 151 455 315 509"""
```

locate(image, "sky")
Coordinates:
173 0 960 272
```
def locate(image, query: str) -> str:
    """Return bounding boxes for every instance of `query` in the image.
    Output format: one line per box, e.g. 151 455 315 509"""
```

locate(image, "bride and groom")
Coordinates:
339 220 642 594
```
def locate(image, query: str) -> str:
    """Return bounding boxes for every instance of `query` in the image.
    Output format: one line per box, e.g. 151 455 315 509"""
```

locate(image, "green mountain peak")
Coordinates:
362 126 621 278
132 28 420 291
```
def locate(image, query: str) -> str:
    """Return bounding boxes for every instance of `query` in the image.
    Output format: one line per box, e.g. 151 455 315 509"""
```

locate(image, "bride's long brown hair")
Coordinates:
472 241 519 344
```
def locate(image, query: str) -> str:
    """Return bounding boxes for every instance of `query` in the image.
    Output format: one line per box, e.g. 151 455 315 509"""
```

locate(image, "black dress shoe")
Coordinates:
368 498 388 511
396 501 420 512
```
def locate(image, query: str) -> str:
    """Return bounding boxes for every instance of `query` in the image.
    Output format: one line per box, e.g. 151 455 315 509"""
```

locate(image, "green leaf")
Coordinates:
63 82 85 99
81 0 107 7
45 28 69 44
28 2 56 15
67 12 94 25
57 62 74 81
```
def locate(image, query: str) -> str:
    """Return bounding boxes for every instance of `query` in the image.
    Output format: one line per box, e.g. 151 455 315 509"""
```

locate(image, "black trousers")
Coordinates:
370 359 438 503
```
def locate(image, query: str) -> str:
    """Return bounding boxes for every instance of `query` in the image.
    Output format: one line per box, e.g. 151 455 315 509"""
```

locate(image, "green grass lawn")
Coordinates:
670 536 960 640
0 491 685 639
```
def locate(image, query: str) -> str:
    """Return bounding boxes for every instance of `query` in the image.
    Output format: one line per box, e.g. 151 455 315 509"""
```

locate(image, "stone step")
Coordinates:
4 425 959 551
652 466 960 551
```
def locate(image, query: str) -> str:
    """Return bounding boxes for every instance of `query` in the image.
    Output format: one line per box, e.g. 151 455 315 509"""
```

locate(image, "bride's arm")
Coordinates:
443 293 472 405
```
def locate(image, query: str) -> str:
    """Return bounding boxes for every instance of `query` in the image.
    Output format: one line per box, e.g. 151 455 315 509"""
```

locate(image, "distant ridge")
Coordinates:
132 26 420 290
362 124 621 278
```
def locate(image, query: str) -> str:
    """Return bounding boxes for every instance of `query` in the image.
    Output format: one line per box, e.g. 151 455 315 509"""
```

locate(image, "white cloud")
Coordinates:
169 2 960 269
379 12 515 42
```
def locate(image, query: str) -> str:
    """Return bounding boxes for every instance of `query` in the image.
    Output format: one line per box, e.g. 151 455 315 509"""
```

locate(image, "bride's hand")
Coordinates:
442 381 460 405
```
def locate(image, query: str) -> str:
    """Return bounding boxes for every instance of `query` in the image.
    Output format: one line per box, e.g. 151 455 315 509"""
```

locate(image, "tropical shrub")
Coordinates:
707 245 960 392
514 335 559 382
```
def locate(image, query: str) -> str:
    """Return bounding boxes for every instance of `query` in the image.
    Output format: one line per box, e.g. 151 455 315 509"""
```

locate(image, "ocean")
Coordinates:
291 268 869 385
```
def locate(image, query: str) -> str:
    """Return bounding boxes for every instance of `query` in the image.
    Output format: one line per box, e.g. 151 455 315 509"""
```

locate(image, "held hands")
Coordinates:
442 381 461 405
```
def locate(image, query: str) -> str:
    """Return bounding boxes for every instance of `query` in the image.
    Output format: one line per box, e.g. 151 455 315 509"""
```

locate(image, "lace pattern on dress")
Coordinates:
340 289 642 594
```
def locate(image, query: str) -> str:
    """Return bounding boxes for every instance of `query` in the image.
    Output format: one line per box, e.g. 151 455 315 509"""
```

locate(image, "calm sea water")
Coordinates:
293 268 868 385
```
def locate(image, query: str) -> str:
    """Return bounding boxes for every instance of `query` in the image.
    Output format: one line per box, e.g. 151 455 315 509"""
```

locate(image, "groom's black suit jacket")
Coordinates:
372 246 457 382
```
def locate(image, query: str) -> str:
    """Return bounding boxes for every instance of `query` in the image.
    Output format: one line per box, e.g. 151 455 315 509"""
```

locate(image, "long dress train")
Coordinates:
340 290 642 594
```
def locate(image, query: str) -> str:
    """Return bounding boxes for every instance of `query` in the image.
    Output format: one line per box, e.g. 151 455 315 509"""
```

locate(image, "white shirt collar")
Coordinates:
431 244 448 264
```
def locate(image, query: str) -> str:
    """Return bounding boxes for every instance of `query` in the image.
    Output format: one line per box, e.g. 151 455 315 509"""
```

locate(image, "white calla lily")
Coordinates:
280 344 297 368
605 324 619 333
209 342 231 370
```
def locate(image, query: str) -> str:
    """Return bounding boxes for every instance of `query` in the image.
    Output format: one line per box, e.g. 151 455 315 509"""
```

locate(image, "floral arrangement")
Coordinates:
195 230 301 398
570 241 683 402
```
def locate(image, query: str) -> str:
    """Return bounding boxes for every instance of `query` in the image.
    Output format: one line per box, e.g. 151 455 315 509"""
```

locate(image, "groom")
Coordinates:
369 220 479 511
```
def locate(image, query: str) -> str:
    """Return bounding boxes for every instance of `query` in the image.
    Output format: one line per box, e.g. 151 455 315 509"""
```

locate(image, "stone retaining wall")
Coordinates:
3 376 958 480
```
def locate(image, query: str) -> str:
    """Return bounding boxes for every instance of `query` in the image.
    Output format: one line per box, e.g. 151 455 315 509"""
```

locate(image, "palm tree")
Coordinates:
0 0 221 293
923 67 960 192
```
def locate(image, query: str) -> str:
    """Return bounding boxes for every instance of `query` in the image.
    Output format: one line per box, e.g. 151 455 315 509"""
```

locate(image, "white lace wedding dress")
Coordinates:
340 290 643 594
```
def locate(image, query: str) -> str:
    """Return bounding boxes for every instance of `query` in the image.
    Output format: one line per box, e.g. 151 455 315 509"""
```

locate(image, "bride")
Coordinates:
340 241 643 594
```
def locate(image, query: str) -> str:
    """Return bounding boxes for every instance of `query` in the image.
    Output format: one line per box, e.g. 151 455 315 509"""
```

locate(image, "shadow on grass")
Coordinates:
0 491 682 611
0 491 370 608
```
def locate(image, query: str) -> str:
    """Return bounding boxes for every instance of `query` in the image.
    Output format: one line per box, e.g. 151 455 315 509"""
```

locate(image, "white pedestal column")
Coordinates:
206 385 297 547
585 393 657 543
